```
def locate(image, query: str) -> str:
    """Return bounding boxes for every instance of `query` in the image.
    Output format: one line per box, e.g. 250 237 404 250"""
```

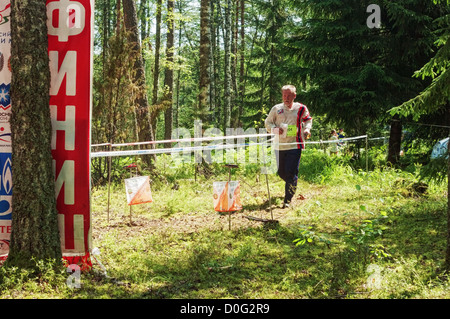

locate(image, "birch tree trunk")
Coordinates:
8 0 61 265
238 0 245 124
223 0 232 131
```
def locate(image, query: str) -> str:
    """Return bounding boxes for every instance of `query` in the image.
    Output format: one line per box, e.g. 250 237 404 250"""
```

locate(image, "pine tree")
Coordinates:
288 0 445 149
8 0 61 266
389 0 449 269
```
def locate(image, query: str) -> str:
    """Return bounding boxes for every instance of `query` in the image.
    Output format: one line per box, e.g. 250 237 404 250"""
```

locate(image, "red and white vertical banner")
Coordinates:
47 0 93 268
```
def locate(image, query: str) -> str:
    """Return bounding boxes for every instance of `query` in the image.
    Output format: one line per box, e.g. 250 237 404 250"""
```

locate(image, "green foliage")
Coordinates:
389 2 450 120
1 149 448 298
287 0 446 135
0 258 69 297
293 226 332 247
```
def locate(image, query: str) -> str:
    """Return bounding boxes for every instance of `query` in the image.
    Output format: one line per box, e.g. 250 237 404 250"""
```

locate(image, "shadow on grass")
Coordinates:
242 196 284 212
381 197 447 262
109 225 328 299
88 194 447 299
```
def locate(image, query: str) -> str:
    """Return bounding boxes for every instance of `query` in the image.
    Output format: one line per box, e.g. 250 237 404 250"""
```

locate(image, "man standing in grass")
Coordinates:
265 85 313 208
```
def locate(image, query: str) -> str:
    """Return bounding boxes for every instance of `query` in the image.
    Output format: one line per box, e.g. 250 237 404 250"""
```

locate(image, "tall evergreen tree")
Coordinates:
123 0 155 164
164 0 175 147
8 0 61 265
389 0 449 268
151 0 162 142
288 0 445 158
240 0 292 129
197 0 211 123
223 0 232 130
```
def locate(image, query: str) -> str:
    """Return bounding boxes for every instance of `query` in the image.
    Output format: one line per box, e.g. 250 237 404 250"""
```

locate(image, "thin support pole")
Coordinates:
107 144 112 223
365 135 368 172
265 172 273 221
261 141 273 220
228 166 231 231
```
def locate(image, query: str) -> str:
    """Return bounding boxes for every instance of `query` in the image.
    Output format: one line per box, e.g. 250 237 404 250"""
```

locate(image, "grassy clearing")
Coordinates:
0 149 448 299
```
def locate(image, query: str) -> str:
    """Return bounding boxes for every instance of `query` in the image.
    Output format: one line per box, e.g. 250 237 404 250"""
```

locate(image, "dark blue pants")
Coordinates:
276 148 302 204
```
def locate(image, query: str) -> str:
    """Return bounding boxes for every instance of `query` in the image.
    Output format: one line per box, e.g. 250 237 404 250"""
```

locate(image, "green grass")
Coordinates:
0 150 448 299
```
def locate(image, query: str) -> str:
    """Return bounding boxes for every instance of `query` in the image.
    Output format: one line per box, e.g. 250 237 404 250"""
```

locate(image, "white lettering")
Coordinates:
53 160 75 205
50 105 75 150
49 51 77 96
47 0 86 42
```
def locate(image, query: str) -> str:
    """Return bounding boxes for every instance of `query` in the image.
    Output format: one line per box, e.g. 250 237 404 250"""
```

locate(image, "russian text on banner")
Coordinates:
0 0 11 264
47 0 93 269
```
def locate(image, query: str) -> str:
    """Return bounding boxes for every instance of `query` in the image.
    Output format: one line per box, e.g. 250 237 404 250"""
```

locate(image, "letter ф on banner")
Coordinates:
47 0 93 270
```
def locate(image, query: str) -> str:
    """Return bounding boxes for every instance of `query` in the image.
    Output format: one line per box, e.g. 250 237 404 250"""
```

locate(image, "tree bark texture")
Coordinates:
150 0 161 145
387 115 402 165
122 0 154 148
223 0 232 131
8 0 61 263
164 0 174 147
198 0 211 124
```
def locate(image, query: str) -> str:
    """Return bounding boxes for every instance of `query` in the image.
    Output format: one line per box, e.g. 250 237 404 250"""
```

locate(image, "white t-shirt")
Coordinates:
264 102 313 150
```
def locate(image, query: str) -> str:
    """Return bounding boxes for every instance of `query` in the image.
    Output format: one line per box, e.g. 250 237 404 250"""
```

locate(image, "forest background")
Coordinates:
91 0 449 177
0 0 449 300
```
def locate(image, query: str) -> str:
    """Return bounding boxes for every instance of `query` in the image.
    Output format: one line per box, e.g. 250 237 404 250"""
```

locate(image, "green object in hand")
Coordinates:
286 125 297 137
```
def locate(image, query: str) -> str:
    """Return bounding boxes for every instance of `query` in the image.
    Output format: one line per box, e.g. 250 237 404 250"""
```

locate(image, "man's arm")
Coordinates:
265 107 279 134
302 108 313 138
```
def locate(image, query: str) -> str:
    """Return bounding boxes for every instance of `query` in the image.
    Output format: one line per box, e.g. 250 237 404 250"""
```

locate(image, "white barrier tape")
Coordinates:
92 133 274 148
91 135 373 158
277 135 368 145
92 133 369 148
91 140 274 158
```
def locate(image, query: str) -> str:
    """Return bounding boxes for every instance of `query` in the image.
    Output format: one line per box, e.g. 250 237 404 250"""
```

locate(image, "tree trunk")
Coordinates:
387 115 402 165
231 0 238 127
150 0 162 144
238 0 245 125
198 0 211 124
8 0 61 265
209 0 216 124
164 0 175 147
223 0 232 131
122 0 154 165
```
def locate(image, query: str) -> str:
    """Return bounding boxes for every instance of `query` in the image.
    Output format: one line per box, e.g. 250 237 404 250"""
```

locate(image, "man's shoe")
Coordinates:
282 202 290 209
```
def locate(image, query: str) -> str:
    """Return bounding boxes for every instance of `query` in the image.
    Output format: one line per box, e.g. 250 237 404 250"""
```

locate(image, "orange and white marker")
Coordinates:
125 176 153 205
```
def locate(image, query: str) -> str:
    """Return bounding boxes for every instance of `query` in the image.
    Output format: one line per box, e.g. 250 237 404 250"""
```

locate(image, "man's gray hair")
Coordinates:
281 85 296 94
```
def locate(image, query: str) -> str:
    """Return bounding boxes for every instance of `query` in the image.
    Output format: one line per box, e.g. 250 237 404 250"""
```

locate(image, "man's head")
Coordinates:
282 85 296 108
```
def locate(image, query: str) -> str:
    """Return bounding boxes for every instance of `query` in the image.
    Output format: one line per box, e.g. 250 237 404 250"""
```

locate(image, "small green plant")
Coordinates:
293 226 332 248
343 210 390 259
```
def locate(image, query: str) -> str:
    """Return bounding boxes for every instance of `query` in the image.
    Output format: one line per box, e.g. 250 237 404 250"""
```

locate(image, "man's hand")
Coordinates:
273 127 284 135
304 129 311 139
